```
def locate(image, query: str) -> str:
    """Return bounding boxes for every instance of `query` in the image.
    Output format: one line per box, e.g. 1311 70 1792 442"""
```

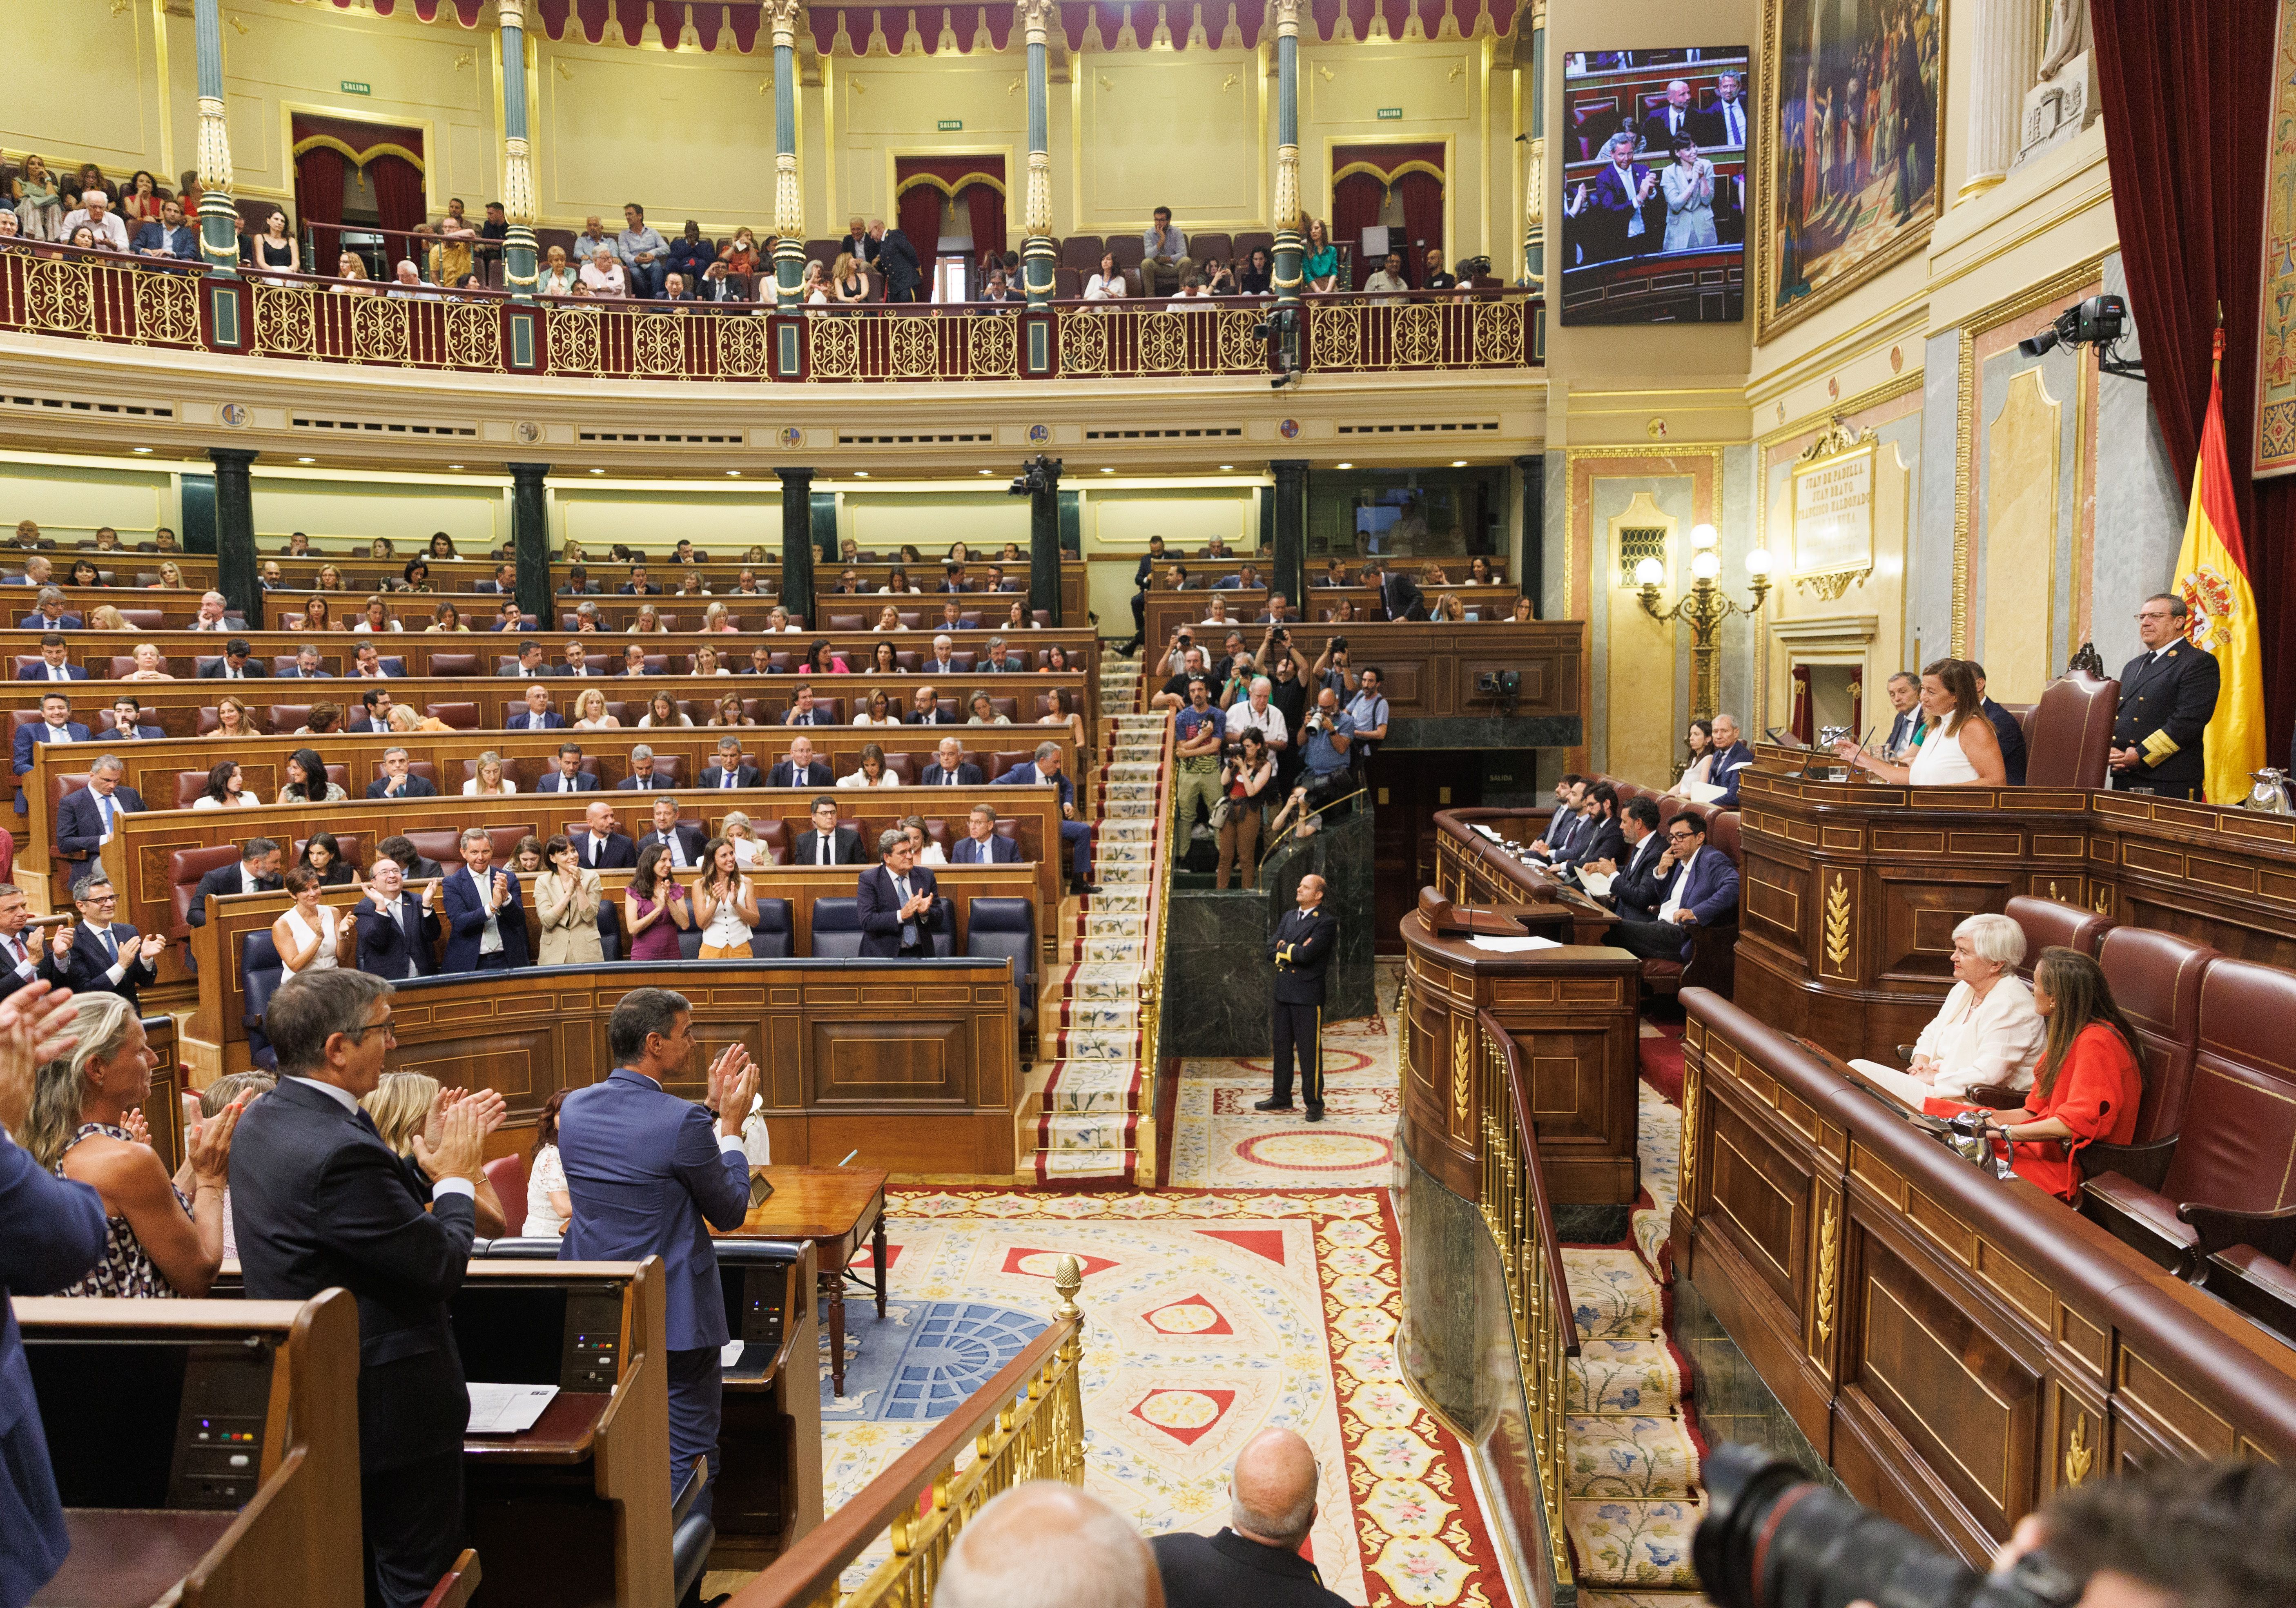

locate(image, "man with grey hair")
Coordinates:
937 1481 1155 1608
858 825 938 958
1584 129 1660 261
366 746 439 799
25 587 76 630
923 633 961 676
1152 1427 1345 1607
440 826 528 972
1708 712 1755 807
188 589 232 631
994 738 1097 894
619 743 662 790
55 753 143 871
1847 911 2044 1111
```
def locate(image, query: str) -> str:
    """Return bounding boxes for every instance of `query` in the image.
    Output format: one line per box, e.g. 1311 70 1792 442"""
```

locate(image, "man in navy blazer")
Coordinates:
920 735 983 788
766 736 833 789
700 737 762 790
782 686 836 726
636 796 707 871
440 829 530 972
473 563 517 595
793 796 865 866
132 199 200 261
0 982 109 1608
504 684 564 731
535 743 600 793
1608 813 1738 962
16 634 83 683
572 801 638 870
1707 714 1757 807
39 874 162 1013
188 837 284 929
352 856 440 980
54 755 143 872
950 804 1022 863
13 692 90 814
858 829 941 957
559 989 758 1518
230 970 493 1608
994 740 1095 892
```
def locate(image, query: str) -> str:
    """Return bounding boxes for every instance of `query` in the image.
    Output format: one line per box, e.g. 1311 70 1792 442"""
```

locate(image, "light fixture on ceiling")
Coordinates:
1336 462 1353 470
446 464 464 471
853 471 870 478
589 468 605 475
1451 459 1468 467
979 468 993 475
1219 464 1235 471
1100 466 1115 473
132 447 153 455
296 456 316 464
726 470 741 477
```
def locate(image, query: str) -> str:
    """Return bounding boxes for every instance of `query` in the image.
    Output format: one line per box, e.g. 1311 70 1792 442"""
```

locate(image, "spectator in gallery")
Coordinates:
1139 205 1193 297
1363 251 1410 305
539 245 578 296
1302 217 1339 293
1085 251 1128 301
581 247 626 297
616 203 668 298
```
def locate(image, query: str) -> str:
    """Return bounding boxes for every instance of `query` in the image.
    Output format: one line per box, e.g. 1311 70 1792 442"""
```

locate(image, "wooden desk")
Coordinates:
729 1166 889 1395
464 1392 611 1466
40 1510 239 1608
711 1244 823 1570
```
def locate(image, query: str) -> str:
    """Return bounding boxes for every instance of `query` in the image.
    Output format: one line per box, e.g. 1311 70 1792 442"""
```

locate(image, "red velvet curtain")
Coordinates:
294 147 347 253
368 154 426 235
1331 173 1383 290
897 184 942 292
963 183 1006 272
2092 0 2292 758
1393 170 1442 285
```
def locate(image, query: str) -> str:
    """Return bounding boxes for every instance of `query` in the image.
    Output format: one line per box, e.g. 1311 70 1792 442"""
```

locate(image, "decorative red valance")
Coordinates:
335 0 1519 54
893 154 1008 198
289 113 428 170
1331 141 1444 187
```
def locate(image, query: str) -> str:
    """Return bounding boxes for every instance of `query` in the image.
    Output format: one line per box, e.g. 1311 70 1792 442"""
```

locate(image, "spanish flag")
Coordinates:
2171 326 2267 803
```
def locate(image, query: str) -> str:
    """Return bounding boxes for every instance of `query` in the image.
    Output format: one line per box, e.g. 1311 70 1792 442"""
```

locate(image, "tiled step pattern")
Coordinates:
1029 653 1166 1184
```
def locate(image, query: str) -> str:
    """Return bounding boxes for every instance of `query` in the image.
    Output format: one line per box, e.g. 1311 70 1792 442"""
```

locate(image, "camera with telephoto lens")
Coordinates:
1695 1444 2086 1608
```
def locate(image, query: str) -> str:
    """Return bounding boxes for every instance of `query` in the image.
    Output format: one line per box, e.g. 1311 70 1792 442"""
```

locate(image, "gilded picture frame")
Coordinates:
1755 0 1948 343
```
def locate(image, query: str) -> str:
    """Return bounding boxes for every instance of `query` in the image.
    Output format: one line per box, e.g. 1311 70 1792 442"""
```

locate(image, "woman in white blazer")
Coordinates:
1850 913 2045 1110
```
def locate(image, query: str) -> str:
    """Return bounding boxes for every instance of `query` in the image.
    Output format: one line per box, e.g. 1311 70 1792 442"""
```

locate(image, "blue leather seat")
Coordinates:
965 897 1036 1032
751 898 792 959
811 896 863 958
241 930 285 1070
928 896 956 958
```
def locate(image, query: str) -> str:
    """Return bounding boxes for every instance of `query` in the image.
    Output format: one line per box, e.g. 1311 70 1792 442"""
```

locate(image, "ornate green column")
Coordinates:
192 0 239 273
1021 0 1056 308
1270 0 1304 308
499 0 539 297
771 0 806 312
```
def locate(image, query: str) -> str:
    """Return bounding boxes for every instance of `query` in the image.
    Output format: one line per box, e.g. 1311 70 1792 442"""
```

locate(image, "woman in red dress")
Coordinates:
1973 947 2146 1202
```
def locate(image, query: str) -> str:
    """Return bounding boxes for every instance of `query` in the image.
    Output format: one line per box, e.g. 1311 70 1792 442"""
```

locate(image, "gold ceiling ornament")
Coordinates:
1796 414 1872 463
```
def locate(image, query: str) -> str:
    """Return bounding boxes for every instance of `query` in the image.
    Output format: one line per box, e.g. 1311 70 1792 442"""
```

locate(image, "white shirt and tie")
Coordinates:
810 830 839 865
894 871 919 949
42 721 74 745
659 833 691 870
0 929 34 984
472 871 506 956
217 663 246 679
35 663 69 681
721 769 740 788
1717 96 1745 147
94 789 119 844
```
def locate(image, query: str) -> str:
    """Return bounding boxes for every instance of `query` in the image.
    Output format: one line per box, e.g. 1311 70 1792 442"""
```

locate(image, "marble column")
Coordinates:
1028 458 1063 624
210 448 259 627
498 0 540 297
1270 0 1304 308
192 0 239 272
509 463 551 623
1021 0 1056 309
777 467 816 624
1516 455 1543 612
770 0 806 311
1523 1 1545 293
1960 0 2040 199
1271 459 1309 606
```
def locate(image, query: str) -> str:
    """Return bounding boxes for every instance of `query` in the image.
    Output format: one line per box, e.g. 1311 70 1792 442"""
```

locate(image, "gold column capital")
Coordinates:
1022 0 1056 47
768 0 804 51
495 0 526 30
1272 0 1302 40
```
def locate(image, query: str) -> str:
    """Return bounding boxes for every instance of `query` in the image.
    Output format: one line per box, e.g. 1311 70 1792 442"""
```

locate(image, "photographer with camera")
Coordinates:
1260 624 1311 792
1699 1440 2296 1608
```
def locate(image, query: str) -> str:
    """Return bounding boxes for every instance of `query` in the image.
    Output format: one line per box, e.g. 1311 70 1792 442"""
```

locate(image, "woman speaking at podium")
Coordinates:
1834 659 2005 787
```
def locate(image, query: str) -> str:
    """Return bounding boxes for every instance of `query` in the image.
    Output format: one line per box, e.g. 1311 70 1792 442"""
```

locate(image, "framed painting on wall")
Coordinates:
1756 0 1946 342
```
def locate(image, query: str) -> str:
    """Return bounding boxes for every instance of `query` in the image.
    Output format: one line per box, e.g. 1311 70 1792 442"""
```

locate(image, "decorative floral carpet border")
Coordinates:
879 1187 1508 1607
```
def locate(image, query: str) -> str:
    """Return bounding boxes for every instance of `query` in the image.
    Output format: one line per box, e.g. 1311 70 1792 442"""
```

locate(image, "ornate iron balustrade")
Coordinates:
0 245 1541 382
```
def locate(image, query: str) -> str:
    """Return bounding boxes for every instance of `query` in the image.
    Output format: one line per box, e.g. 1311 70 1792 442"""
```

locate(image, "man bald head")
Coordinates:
1229 1427 1321 1547
934 1481 1155 1608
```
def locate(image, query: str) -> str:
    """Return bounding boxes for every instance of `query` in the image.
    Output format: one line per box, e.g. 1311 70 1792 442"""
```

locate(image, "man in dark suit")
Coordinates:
441 828 530 972
1608 812 1738 961
858 829 941 957
1588 797 1671 922
1151 1427 1349 1608
378 834 446 881
994 741 1096 892
0 981 109 1608
767 736 834 789
1123 535 1168 653
839 215 878 267
229 970 493 1608
876 221 923 302
950 804 1021 863
1368 557 1424 621
1706 71 1748 243
54 755 144 874
366 747 440 799
793 796 865 866
1526 776 1589 864
620 564 662 596
1707 713 1757 806
39 875 161 1013
187 837 283 930
1640 78 1700 153
353 856 440 981
636 796 706 871
559 989 757 1517
1881 671 1922 756
16 633 83 683
473 562 517 595
13 691 89 814
502 640 553 678
618 744 667 791
505 684 565 731
1583 133 1663 261
921 636 962 677
1556 782 1626 877
347 688 396 734
284 645 332 679
573 800 638 871
783 686 837 726
701 736 762 791
1969 664 2029 787
131 196 199 261
909 685 958 726
2111 593 2221 801
0 885 50 1003
921 736 983 788
535 743 599 793
1259 874 1337 1119
197 638 268 679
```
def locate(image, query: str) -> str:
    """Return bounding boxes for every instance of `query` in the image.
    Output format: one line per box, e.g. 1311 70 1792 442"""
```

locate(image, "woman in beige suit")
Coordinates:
535 832 604 966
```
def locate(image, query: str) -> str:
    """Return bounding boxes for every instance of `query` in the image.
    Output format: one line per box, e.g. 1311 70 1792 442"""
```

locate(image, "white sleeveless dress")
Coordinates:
279 905 339 979
1906 720 1981 786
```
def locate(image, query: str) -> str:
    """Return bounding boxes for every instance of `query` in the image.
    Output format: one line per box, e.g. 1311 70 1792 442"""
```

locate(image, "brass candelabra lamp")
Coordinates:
1634 523 1772 723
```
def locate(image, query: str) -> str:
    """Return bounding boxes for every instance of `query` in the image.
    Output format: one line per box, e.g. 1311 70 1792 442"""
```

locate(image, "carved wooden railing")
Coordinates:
730 1257 1086 1608
0 244 1541 382
1475 1006 1578 1591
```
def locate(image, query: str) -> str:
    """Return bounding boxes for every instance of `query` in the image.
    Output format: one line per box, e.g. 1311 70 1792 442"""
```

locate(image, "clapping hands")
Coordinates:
0 979 77 1136
709 1043 758 1140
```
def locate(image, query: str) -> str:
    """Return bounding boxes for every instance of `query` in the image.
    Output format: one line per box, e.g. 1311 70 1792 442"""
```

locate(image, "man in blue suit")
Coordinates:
559 988 757 1519
16 634 82 683
1608 812 1738 961
440 827 530 972
132 196 199 261
920 736 983 788
994 739 1096 894
353 856 439 981
858 828 941 957
950 804 1022 864
13 692 89 814
534 743 600 793
0 982 109 1608
504 684 565 731
1707 714 1757 807
54 755 144 877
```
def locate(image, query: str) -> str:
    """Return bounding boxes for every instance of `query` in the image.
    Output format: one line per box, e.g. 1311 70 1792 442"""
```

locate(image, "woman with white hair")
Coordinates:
1849 912 2046 1111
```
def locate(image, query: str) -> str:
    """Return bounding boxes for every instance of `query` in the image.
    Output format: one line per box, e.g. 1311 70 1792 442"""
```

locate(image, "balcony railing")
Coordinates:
0 243 1542 384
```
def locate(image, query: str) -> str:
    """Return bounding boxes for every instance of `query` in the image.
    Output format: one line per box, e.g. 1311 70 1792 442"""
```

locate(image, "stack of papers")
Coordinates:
1468 935 1560 952
466 1383 558 1436
1687 781 1728 804
1578 870 1616 899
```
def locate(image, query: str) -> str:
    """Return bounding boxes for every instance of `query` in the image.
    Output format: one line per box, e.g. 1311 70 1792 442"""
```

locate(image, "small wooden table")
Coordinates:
724 1165 889 1396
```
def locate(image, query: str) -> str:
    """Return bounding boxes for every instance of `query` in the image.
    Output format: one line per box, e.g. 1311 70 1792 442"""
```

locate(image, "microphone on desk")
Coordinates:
837 1149 859 1167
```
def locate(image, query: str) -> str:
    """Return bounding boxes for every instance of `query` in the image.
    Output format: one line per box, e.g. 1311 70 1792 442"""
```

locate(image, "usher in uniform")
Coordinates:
1267 898 1338 1114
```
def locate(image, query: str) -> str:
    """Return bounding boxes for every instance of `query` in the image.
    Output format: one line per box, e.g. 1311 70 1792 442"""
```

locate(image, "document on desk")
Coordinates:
1468 935 1560 952
466 1383 558 1435
1578 870 1616 898
1686 781 1728 804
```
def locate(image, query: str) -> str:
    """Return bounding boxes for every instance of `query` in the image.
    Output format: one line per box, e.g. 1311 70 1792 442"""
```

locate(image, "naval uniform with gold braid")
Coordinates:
1268 902 1338 1112
2111 638 2220 801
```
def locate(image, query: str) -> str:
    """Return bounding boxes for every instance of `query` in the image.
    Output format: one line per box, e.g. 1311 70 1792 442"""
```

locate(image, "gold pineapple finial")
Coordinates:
1053 1252 1083 1325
